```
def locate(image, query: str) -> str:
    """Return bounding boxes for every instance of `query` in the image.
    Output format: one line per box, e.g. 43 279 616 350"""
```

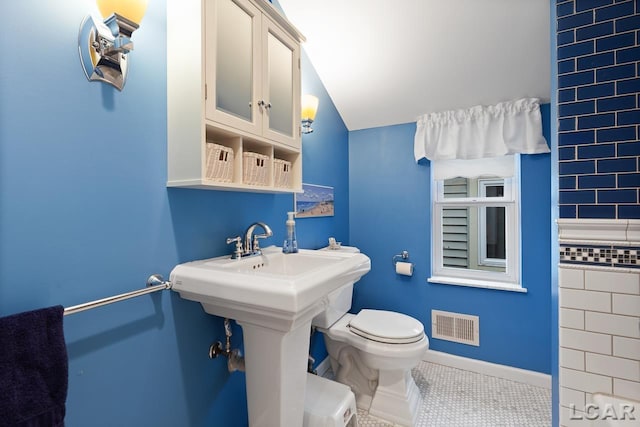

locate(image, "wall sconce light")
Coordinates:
301 95 319 134
78 0 149 91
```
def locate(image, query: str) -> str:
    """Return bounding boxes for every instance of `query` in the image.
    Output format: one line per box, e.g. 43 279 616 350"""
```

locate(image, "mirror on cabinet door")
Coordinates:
267 30 294 137
215 0 255 122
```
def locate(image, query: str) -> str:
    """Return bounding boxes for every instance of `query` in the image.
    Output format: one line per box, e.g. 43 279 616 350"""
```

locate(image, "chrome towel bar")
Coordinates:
63 274 172 316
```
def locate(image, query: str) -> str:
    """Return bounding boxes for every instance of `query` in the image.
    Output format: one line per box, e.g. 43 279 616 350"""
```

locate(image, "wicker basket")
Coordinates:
205 143 234 182
243 152 270 186
273 159 292 188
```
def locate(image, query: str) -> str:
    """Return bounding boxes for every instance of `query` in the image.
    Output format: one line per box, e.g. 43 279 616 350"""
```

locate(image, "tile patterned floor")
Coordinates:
338 360 552 427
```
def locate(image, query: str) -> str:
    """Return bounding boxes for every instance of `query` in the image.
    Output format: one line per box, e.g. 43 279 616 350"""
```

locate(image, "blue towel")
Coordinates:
0 306 68 427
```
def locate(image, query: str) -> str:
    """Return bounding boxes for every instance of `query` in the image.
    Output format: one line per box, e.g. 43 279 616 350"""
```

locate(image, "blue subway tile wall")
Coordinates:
596 2 635 21
558 2 575 17
597 94 636 111
577 142 616 158
618 77 640 94
596 63 636 81
577 82 615 99
559 59 577 74
560 204 578 218
558 30 576 46
576 0 610 13
559 189 596 204
616 15 640 32
578 204 617 218
560 88 577 102
577 112 615 128
596 32 636 51
559 129 595 145
560 176 578 189
578 173 617 188
557 0 639 219
576 22 614 41
560 117 577 131
560 146 577 160
620 205 640 218
619 141 640 156
597 125 636 141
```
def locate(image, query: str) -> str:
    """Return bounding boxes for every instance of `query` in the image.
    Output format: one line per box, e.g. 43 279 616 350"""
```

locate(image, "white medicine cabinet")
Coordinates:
167 0 304 193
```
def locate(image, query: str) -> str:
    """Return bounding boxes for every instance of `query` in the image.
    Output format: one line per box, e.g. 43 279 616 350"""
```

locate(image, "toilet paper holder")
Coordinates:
392 250 410 266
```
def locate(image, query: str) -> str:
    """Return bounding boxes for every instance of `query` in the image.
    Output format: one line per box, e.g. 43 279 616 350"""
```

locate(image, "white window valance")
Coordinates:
414 98 550 162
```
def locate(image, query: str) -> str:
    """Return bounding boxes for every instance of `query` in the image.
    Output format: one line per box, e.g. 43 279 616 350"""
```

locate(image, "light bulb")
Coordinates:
301 95 319 121
97 0 149 24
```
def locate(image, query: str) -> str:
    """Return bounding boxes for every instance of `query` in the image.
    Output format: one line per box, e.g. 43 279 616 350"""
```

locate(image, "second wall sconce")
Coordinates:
78 0 149 91
301 95 319 134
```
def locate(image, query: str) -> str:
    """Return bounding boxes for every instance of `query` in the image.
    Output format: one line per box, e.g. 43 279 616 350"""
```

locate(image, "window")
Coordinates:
478 179 506 268
429 156 523 292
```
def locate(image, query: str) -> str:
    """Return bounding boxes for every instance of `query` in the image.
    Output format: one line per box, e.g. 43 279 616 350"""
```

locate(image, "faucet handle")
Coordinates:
252 233 271 254
226 236 243 259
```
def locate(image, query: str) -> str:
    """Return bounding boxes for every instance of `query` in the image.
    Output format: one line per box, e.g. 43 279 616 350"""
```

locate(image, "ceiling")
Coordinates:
277 0 551 131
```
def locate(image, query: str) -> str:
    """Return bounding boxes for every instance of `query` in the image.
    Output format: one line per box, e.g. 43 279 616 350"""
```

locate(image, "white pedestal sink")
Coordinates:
170 246 371 427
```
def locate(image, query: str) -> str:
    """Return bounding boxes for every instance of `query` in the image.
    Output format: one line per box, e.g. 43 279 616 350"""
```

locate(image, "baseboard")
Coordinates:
315 356 332 377
316 350 551 390
423 350 551 389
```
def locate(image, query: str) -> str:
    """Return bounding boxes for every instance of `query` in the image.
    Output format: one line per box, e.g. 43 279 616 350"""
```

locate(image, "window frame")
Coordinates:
429 155 524 292
477 178 507 269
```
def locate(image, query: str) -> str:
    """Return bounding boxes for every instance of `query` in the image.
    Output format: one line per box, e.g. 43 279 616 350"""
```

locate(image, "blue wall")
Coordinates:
348 106 552 374
0 1 348 426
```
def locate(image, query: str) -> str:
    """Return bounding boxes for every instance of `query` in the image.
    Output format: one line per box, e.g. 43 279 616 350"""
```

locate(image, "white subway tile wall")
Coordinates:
613 294 640 316
560 288 612 312
559 267 585 289
560 327 613 354
585 311 639 338
559 265 640 426
614 378 640 402
560 307 586 329
585 269 640 294
561 347 586 371
613 336 640 360
560 367 613 394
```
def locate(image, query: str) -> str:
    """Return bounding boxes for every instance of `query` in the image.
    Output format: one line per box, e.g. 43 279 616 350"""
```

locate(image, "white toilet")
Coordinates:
313 246 429 426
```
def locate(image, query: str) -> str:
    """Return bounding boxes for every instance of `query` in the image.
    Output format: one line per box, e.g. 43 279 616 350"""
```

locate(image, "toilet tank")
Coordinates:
312 245 360 329
311 282 354 329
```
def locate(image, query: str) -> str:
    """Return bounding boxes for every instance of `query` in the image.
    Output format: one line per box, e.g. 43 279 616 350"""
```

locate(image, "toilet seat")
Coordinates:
348 309 424 344
323 312 429 370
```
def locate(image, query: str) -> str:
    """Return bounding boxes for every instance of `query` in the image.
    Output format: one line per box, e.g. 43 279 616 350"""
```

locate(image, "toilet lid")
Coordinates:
348 309 424 344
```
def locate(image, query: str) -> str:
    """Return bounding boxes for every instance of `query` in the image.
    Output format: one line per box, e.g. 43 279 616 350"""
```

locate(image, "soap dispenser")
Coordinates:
283 212 298 253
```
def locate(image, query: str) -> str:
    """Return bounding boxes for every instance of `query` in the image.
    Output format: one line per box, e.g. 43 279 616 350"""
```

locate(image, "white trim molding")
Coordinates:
628 220 640 242
422 350 551 389
315 356 333 378
557 219 640 245
317 350 551 389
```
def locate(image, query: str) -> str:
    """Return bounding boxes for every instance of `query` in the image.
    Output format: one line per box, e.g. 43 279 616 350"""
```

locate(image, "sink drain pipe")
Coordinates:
209 318 245 372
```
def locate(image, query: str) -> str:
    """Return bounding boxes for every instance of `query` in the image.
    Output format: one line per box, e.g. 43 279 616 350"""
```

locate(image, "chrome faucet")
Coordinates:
244 222 273 255
226 222 273 259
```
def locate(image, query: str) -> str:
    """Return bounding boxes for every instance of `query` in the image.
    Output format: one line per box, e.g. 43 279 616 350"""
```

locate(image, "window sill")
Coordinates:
427 276 527 293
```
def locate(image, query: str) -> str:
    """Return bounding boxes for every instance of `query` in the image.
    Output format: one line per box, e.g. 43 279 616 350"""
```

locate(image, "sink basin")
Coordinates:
170 245 371 329
170 245 371 427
